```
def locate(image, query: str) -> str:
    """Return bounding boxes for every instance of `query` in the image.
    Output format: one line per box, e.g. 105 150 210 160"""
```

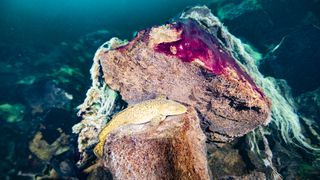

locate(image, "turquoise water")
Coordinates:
1 0 319 179
1 0 209 45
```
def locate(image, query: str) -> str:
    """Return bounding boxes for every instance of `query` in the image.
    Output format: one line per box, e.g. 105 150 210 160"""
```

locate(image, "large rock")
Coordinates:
96 17 271 142
101 107 210 180
72 6 275 179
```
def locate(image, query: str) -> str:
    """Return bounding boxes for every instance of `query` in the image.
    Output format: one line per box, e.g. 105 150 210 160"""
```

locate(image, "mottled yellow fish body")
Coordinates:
93 97 187 157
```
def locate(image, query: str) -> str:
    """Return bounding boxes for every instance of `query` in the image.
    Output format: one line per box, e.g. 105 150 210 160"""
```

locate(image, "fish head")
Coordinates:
161 100 187 115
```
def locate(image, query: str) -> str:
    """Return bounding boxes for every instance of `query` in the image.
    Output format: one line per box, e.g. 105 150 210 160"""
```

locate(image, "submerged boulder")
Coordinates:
97 17 271 143
75 6 273 179
101 107 210 180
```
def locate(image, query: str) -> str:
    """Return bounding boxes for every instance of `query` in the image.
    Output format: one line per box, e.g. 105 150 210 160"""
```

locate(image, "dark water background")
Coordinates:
0 0 320 179
1 0 208 45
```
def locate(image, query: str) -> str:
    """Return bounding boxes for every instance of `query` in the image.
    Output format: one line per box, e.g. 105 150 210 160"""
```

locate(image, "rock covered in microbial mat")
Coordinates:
75 6 273 179
96 13 271 142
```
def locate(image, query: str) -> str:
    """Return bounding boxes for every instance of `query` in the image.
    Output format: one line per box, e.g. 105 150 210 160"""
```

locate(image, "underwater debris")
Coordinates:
26 108 80 179
50 65 83 84
207 144 247 178
0 103 25 123
29 131 70 162
24 80 73 115
17 76 37 85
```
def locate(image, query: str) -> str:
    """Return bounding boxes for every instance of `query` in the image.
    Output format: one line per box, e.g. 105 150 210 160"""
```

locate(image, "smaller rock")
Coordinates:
101 107 210 180
208 144 247 178
87 167 113 180
0 103 25 123
23 80 73 115
29 131 69 162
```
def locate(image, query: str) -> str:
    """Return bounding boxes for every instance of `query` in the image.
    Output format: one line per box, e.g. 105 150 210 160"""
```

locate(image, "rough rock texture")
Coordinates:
96 18 271 142
29 131 70 162
101 107 210 180
87 167 113 180
207 144 247 178
219 171 266 180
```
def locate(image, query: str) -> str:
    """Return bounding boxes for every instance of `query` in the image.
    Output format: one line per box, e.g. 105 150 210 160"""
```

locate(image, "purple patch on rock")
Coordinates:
155 19 265 98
